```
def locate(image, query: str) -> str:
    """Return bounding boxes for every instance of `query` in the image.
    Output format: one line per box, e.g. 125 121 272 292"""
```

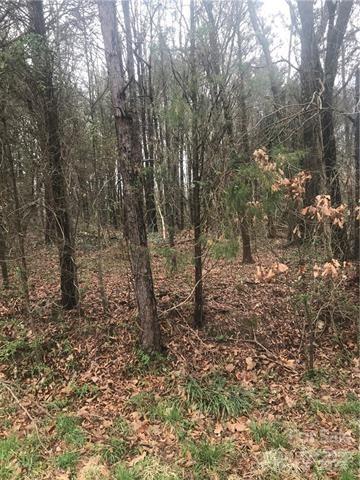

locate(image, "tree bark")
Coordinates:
190 0 204 328
354 68 360 260
320 0 353 258
1 112 29 302
321 0 353 204
0 213 9 289
29 0 79 309
97 0 161 351
297 0 325 206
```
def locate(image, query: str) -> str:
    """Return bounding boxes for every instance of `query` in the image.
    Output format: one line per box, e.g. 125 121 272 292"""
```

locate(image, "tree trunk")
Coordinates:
1 111 29 302
297 0 325 206
160 35 176 270
29 0 79 309
144 26 158 234
190 0 204 328
0 214 9 289
98 0 161 351
354 68 360 260
321 0 353 258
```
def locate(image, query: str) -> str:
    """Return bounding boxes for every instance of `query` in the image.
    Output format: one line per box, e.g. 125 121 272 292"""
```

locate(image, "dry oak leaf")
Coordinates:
226 419 248 433
245 357 255 371
77 457 110 480
225 363 235 373
128 452 147 467
214 422 223 435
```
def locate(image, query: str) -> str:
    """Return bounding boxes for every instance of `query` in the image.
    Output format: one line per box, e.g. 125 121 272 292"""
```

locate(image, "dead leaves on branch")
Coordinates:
253 147 277 172
272 170 312 202
301 195 347 229
255 262 289 283
256 258 351 283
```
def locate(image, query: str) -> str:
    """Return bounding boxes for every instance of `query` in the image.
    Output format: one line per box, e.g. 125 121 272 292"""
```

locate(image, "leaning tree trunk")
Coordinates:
29 0 79 309
97 0 161 351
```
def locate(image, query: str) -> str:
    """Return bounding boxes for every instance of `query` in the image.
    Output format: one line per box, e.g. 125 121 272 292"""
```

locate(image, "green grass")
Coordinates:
56 415 86 446
338 452 360 480
101 438 128 465
111 416 131 436
302 368 329 385
250 421 290 449
336 393 360 416
114 464 138 480
0 434 45 478
211 239 239 260
56 450 80 471
186 374 253 419
47 397 72 411
149 398 185 425
184 439 234 478
72 382 100 399
128 391 156 414
307 393 360 418
0 337 28 361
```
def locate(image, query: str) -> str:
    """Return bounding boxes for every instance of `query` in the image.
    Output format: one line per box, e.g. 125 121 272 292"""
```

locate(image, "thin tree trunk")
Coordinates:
81 5 108 313
1 116 29 303
98 0 161 351
144 25 158 234
160 35 176 269
190 0 204 328
0 213 9 289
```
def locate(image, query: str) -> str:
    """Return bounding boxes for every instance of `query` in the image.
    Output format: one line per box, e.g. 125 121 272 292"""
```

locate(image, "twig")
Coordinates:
0 381 49 451
243 329 296 373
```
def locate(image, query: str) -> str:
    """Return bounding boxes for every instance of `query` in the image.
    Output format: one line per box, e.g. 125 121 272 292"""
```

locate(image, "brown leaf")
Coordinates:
245 357 255 371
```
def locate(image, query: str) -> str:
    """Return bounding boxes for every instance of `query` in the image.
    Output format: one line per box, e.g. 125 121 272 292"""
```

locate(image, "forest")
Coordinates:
0 0 359 478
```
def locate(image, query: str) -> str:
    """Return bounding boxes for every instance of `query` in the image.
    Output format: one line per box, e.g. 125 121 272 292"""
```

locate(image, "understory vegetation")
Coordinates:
0 0 359 478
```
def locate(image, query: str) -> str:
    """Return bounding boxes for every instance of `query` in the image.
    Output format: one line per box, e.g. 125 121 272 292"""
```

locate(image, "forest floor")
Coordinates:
0 230 358 480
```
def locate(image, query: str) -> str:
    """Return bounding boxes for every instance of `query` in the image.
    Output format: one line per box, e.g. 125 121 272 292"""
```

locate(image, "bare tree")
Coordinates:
28 0 79 309
97 0 161 351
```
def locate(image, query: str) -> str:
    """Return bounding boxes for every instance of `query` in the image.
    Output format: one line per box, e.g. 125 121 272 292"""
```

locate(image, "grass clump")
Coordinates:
338 452 360 480
72 382 100 399
56 450 80 472
128 391 156 415
0 434 47 478
258 450 301 479
56 415 86 446
0 436 19 479
336 393 360 417
0 337 28 361
184 439 234 478
101 438 128 465
186 374 253 418
114 456 181 480
250 421 290 449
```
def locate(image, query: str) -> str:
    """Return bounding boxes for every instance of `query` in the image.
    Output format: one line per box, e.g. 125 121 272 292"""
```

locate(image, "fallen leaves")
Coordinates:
245 357 256 371
255 262 289 283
